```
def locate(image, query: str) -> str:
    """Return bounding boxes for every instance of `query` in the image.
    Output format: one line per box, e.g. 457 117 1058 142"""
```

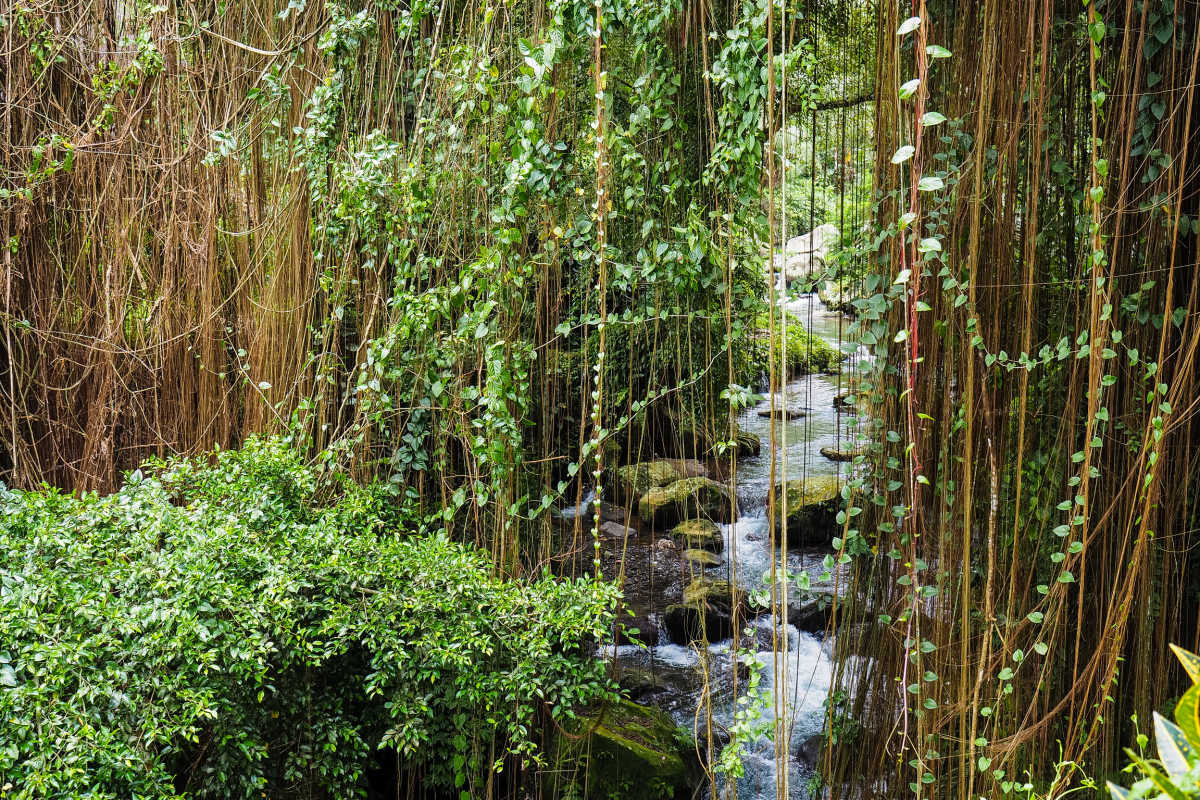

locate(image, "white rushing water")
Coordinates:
711 294 859 799
601 292 863 799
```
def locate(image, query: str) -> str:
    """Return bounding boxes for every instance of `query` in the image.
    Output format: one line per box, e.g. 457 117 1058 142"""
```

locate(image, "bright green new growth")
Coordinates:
0 438 619 799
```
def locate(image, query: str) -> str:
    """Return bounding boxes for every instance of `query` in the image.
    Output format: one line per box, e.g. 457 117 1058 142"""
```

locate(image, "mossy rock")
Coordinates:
683 548 723 569
662 578 744 644
546 698 698 800
772 476 842 547
819 446 860 463
615 461 686 503
754 311 843 377
669 519 724 553
637 477 734 529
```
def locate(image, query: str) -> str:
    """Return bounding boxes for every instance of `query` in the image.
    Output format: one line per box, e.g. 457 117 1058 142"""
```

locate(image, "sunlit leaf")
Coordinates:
1175 684 1200 750
1170 644 1200 683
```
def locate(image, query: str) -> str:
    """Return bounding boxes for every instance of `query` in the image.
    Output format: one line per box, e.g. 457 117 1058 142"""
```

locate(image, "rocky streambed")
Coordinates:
554 294 864 800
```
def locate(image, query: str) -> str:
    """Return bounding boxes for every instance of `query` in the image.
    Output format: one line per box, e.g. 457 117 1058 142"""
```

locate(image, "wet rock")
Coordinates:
545 697 699 800
654 537 678 552
615 461 687 503
796 733 825 764
664 458 709 478
788 600 833 634
600 520 634 540
772 476 842 547
683 548 723 569
735 429 761 457
669 519 724 553
757 407 807 420
675 417 713 459
637 477 734 529
819 446 860 463
833 392 857 411
819 277 859 316
662 578 745 645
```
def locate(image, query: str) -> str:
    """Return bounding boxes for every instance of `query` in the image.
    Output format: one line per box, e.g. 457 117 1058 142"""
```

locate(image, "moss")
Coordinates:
637 477 733 528
614 461 686 503
683 548 722 568
773 475 842 547
547 698 697 800
662 578 743 644
669 519 723 552
754 310 842 376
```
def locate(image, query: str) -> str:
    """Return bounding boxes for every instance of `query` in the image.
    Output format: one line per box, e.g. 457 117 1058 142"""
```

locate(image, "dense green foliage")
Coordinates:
0 439 619 799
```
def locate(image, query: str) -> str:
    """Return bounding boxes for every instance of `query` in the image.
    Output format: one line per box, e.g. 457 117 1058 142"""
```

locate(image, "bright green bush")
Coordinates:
0 438 619 799
753 310 843 377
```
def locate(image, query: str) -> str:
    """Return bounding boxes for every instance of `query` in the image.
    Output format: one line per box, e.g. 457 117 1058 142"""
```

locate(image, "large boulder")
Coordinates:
638 477 734 529
785 223 840 257
669 519 724 553
772 476 842 547
614 461 687 503
545 698 699 800
662 578 746 645
772 224 840 284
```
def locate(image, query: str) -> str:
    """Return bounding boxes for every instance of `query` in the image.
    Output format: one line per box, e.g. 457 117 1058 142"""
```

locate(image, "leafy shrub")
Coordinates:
1108 644 1200 798
0 438 619 799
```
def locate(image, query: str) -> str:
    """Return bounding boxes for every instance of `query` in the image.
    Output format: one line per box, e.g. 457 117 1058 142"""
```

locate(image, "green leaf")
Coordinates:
892 145 916 164
1175 684 1200 749
897 16 921 35
917 176 944 191
920 112 947 127
1170 644 1200 683
926 44 952 58
1154 712 1194 780
899 79 921 99
1124 750 1189 800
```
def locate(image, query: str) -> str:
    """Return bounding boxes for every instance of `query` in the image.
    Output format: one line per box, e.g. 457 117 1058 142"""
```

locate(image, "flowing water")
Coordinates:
599 293 863 799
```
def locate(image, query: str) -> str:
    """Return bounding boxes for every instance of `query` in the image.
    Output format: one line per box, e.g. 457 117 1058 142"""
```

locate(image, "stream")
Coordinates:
592 293 863 799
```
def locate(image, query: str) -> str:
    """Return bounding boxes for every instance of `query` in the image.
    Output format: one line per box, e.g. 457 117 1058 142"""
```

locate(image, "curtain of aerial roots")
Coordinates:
1 1 320 492
826 1 1200 796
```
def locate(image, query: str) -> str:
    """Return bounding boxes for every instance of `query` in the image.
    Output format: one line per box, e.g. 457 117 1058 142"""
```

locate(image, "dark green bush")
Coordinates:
0 438 619 799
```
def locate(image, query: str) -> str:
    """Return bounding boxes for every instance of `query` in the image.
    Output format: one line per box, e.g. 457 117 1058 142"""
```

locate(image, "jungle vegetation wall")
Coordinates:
0 0 787 574
827 0 1200 796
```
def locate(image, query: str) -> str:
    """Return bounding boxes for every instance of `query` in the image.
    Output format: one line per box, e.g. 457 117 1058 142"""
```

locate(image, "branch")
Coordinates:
788 90 876 114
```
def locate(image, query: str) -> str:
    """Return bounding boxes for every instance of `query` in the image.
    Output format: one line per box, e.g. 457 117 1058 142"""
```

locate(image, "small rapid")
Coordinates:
598 292 861 799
